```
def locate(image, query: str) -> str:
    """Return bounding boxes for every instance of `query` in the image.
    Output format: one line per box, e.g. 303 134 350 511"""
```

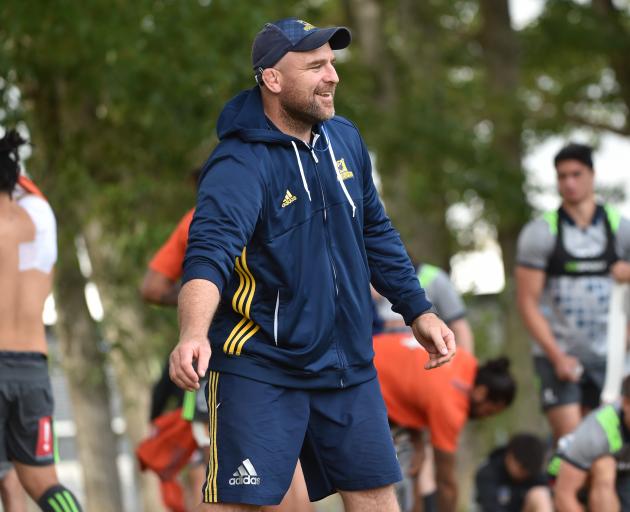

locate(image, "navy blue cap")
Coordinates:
252 18 351 71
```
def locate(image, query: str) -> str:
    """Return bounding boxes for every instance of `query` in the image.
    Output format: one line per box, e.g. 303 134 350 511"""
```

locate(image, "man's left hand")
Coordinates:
611 261 630 283
411 313 456 369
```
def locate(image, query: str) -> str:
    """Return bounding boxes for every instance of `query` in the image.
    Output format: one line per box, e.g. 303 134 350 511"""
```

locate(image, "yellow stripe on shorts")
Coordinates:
204 371 219 503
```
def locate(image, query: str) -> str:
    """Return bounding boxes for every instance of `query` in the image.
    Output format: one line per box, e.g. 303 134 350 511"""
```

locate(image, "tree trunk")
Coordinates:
81 219 168 512
383 163 452 268
479 0 544 451
592 0 630 131
53 236 124 512
98 283 167 510
30 78 124 512
344 0 397 106
107 332 166 512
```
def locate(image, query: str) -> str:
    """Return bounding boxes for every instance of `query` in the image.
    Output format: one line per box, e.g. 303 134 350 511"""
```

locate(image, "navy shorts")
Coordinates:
202 371 401 505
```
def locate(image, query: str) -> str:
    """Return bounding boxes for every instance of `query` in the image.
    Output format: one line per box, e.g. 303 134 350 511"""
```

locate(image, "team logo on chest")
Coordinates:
281 189 297 208
335 158 354 181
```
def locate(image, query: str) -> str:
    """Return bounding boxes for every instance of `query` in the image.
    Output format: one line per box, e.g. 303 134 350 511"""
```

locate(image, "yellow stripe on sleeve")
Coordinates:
225 247 259 357
240 249 256 318
235 324 261 355
226 320 256 355
236 258 251 315
222 317 249 354
232 256 246 313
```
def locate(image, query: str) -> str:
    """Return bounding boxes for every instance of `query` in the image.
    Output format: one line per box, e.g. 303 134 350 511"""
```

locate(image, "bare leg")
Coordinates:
414 442 434 512
339 485 400 512
0 467 28 512
264 462 313 512
12 462 59 501
522 486 553 512
589 456 620 512
546 404 582 443
187 463 209 510
187 442 211 509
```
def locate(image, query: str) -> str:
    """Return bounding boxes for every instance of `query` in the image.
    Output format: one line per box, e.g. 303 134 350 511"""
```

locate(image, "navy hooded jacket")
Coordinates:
183 87 432 389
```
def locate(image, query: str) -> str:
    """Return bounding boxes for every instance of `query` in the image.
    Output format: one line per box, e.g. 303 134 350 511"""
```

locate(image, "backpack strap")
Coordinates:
543 205 620 235
542 210 558 235
418 264 440 289
604 204 621 234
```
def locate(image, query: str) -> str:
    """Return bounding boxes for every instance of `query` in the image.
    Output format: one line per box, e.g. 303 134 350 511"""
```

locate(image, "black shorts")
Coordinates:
534 356 605 411
0 460 12 479
0 351 56 466
619 472 630 511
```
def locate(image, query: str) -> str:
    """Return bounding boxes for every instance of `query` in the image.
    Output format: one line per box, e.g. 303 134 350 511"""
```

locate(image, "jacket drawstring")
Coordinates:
321 127 357 217
290 141 312 202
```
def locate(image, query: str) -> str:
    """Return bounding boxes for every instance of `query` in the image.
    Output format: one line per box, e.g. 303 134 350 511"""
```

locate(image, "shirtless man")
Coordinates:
0 130 83 512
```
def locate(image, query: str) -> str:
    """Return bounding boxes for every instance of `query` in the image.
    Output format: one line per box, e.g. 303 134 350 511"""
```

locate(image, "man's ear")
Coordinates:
262 68 282 93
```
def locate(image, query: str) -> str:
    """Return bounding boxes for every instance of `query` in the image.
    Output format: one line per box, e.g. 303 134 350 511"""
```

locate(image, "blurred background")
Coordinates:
1 0 629 510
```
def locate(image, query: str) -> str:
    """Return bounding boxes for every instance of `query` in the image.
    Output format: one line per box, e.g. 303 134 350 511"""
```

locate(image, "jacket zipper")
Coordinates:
305 141 339 296
305 141 345 371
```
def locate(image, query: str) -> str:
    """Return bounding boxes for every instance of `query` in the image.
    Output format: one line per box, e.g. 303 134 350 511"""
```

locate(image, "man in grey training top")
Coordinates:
516 143 630 442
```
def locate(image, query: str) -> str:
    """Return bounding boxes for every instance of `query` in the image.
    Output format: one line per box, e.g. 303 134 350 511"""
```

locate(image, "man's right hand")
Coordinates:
169 338 211 390
411 313 456 369
552 352 582 382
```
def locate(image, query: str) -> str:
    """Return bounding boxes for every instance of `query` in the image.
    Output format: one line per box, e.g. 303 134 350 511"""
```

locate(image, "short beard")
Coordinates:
279 88 335 133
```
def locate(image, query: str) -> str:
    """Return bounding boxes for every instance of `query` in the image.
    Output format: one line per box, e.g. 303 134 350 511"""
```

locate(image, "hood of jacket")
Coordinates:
217 86 303 146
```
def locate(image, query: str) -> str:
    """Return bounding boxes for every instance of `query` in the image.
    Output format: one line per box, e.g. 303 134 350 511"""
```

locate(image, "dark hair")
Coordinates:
554 143 593 170
0 129 27 197
475 357 516 405
622 375 630 399
507 433 546 477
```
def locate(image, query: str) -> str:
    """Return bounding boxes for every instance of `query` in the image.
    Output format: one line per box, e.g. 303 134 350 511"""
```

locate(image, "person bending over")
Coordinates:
373 332 515 512
476 433 552 512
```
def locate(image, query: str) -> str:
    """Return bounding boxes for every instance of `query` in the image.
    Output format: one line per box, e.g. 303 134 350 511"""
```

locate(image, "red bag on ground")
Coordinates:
160 479 186 512
136 408 198 512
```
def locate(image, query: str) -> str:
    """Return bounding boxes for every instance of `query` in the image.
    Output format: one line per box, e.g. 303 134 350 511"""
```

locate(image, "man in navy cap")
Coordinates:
169 17 456 511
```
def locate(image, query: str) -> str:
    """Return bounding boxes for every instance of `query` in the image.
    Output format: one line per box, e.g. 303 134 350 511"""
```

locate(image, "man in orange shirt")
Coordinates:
142 208 195 307
374 332 516 512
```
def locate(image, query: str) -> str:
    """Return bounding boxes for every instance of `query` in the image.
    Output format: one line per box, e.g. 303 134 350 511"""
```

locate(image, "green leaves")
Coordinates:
3 0 629 312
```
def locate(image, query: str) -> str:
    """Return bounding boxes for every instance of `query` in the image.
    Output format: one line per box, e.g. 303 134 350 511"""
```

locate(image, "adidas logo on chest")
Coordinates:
281 189 297 208
229 458 261 486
